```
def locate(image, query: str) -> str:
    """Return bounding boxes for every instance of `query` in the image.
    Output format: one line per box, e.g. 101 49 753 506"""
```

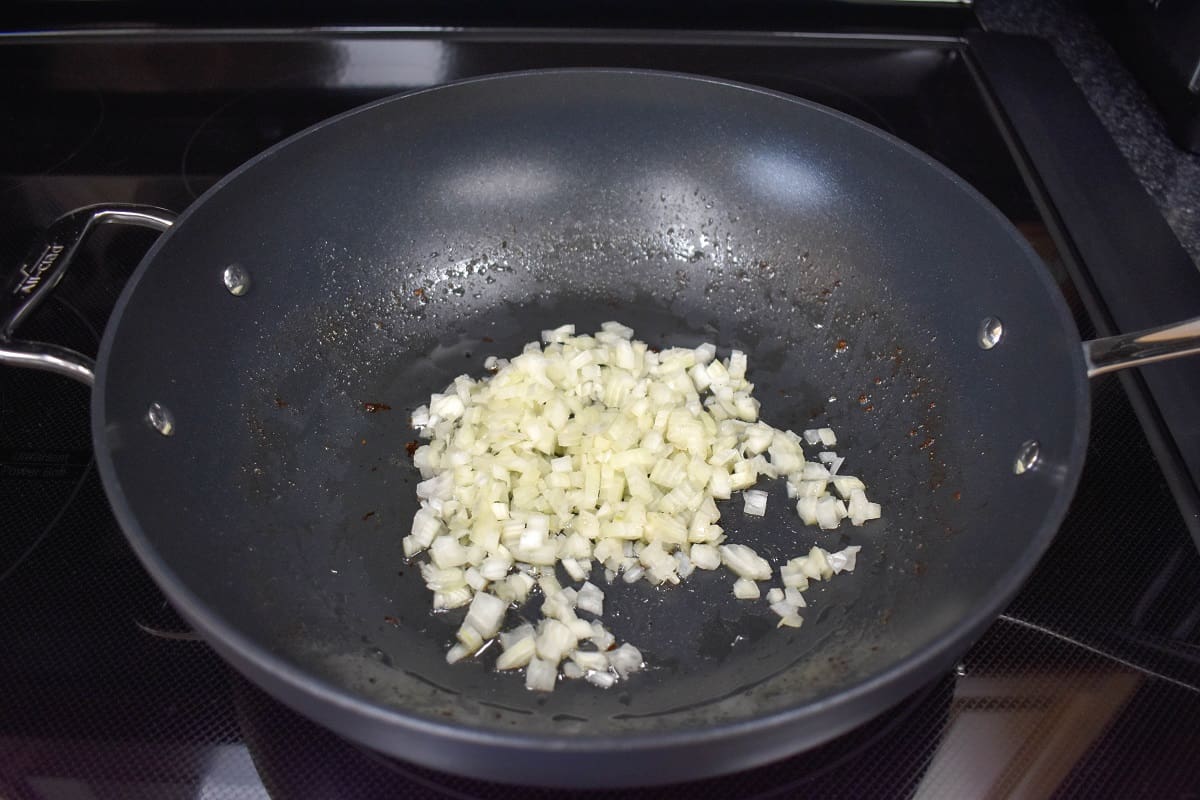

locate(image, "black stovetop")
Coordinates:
2 26 1200 800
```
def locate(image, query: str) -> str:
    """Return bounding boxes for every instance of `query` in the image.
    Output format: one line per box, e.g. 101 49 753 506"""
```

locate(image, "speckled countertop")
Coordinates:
977 0 1200 269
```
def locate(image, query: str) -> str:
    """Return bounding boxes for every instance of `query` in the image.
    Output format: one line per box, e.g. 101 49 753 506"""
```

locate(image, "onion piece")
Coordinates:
816 497 841 530
827 545 862 574
689 544 721 571
571 650 609 672
433 586 473 610
535 619 577 664
499 624 535 650
784 587 807 608
525 657 558 692
446 643 474 664
719 544 772 581
733 577 761 599
742 489 768 517
608 644 644 679
562 557 588 582
576 581 605 616
796 497 819 527
780 560 810 592
586 669 617 689
495 636 536 670
807 545 834 580
588 621 616 652
464 591 507 639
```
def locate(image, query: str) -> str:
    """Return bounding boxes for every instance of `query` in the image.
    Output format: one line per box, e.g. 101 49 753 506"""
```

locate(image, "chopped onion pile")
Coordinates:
768 544 862 627
407 323 881 691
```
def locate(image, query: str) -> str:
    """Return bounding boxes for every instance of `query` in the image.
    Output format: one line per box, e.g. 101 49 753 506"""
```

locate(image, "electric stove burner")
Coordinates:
0 90 104 196
231 673 954 799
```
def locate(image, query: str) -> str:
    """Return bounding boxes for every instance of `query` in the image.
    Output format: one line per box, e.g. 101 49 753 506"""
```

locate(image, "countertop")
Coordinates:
977 0 1200 270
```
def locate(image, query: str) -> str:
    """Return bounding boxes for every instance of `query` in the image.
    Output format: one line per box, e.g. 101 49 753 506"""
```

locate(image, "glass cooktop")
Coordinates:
2 27 1198 798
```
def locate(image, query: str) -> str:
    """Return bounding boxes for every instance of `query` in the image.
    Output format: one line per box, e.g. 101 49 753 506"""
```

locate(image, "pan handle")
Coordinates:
1083 317 1200 377
0 204 176 386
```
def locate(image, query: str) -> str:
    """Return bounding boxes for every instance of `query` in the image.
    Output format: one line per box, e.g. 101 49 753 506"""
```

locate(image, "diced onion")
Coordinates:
463 591 506 639
525 657 558 692
719 544 772 581
499 623 535 650
586 669 617 688
535 619 577 664
742 489 768 517
588 621 616 652
446 643 473 664
571 650 609 672
608 644 644 679
816 497 841 530
689 543 721 570
495 636 536 670
576 581 605 616
827 545 862 574
406 323 881 691
733 577 761 599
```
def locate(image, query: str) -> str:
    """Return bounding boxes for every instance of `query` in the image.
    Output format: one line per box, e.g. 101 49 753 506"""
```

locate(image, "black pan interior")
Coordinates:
93 71 1088 768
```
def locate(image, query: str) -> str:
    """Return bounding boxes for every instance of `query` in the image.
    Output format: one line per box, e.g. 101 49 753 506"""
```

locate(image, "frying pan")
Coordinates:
3 70 1199 788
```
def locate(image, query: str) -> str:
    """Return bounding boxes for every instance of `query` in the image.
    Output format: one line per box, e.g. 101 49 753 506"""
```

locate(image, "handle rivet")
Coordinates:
222 264 251 296
1014 440 1040 474
978 317 1003 349
147 402 175 436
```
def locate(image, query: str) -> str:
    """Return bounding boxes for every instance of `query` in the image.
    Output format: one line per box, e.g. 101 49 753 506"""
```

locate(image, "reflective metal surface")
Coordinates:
0 204 175 386
1 27 1198 799
221 264 251 296
145 401 175 436
1013 440 1040 475
1084 316 1200 377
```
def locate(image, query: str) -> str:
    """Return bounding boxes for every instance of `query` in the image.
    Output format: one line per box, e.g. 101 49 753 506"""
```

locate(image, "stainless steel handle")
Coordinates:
1083 317 1200 378
0 204 176 386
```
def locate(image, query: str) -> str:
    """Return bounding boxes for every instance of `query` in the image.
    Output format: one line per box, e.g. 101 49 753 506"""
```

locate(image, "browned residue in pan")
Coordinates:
405 440 420 458
362 511 376 521
362 402 392 413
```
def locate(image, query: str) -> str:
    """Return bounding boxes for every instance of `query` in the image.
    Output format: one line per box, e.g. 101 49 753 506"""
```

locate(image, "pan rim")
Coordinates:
92 67 1091 770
